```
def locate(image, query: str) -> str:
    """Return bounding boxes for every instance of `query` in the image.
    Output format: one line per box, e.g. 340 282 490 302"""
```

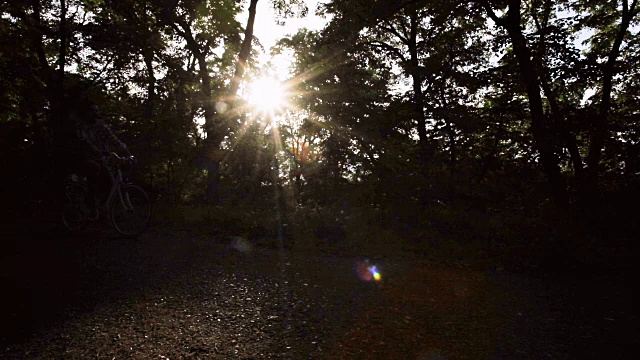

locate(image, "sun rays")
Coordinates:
246 76 286 115
213 58 341 162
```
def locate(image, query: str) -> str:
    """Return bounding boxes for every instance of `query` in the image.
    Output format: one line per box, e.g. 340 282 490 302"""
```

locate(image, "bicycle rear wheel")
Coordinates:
109 184 150 237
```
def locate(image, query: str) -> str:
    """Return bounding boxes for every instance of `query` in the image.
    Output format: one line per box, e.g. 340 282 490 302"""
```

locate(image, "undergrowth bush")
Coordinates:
151 198 616 273
153 203 278 240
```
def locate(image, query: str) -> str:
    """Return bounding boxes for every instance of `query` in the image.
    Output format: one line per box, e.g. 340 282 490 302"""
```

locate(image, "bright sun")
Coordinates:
246 76 286 113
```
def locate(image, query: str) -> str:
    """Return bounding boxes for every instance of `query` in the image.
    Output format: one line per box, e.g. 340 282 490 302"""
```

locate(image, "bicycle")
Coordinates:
62 153 151 237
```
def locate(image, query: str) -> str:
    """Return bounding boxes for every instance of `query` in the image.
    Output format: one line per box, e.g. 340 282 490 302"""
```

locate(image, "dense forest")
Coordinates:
1 0 639 272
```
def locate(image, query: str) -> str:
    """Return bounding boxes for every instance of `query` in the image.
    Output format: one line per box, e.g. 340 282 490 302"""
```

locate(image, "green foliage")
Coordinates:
1 0 638 271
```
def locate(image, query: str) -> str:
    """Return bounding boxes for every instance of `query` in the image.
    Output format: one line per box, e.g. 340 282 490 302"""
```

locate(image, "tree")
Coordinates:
574 0 640 199
276 27 396 204
476 0 569 205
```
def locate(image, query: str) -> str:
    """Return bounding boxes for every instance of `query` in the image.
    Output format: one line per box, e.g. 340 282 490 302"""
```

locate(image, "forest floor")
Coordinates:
0 214 637 359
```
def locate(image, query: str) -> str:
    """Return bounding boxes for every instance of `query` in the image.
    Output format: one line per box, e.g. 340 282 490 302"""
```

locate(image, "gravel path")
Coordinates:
1 224 636 359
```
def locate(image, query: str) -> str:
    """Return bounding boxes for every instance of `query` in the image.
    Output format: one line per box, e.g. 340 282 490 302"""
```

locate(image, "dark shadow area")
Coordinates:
0 213 227 347
1 207 638 359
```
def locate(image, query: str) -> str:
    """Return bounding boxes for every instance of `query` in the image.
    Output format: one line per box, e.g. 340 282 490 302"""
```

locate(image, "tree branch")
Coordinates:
476 0 504 27
89 54 114 84
377 19 409 45
399 14 410 40
365 40 407 62
229 0 258 97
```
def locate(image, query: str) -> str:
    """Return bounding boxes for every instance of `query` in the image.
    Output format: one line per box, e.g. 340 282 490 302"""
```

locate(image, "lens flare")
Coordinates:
356 260 382 282
370 265 382 281
231 236 254 253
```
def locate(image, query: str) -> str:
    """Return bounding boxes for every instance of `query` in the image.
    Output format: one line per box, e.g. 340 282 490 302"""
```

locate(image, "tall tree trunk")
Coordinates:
407 6 428 156
54 0 68 125
167 14 220 202
58 0 67 92
477 126 502 184
29 1 52 83
41 0 71 195
530 1 585 196
142 47 156 192
229 0 259 97
206 0 259 203
585 0 639 199
480 0 568 205
163 0 264 203
143 48 156 121
406 5 434 206
193 48 222 203
541 78 585 190
538 77 586 199
440 90 456 199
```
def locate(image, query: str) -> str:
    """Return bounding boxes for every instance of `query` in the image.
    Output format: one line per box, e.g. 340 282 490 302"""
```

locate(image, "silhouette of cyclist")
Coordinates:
68 90 133 214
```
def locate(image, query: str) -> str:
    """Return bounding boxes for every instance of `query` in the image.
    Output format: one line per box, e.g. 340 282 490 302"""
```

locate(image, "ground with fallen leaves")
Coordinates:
1 223 636 359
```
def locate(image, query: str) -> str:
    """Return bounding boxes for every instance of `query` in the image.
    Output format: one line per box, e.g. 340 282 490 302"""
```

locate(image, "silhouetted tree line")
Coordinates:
2 0 639 255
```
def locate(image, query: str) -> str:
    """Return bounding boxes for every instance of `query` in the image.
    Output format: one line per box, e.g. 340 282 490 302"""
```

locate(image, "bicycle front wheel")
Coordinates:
62 183 86 231
62 203 85 231
109 184 151 237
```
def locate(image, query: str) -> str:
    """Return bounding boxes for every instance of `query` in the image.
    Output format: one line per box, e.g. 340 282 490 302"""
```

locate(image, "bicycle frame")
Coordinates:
105 161 132 215
63 153 149 236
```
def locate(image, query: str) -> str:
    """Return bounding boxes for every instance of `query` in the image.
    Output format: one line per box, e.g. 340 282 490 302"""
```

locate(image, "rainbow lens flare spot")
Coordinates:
370 265 381 281
356 260 382 282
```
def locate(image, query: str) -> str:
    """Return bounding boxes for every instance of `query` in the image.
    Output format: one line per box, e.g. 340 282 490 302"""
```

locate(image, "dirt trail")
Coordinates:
1 224 636 359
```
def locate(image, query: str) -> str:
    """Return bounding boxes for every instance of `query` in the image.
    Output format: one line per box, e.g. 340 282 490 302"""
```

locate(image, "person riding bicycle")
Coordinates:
70 94 133 215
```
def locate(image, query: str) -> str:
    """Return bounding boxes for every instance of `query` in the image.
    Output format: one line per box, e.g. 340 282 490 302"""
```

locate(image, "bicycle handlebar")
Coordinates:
107 152 135 162
105 152 137 169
